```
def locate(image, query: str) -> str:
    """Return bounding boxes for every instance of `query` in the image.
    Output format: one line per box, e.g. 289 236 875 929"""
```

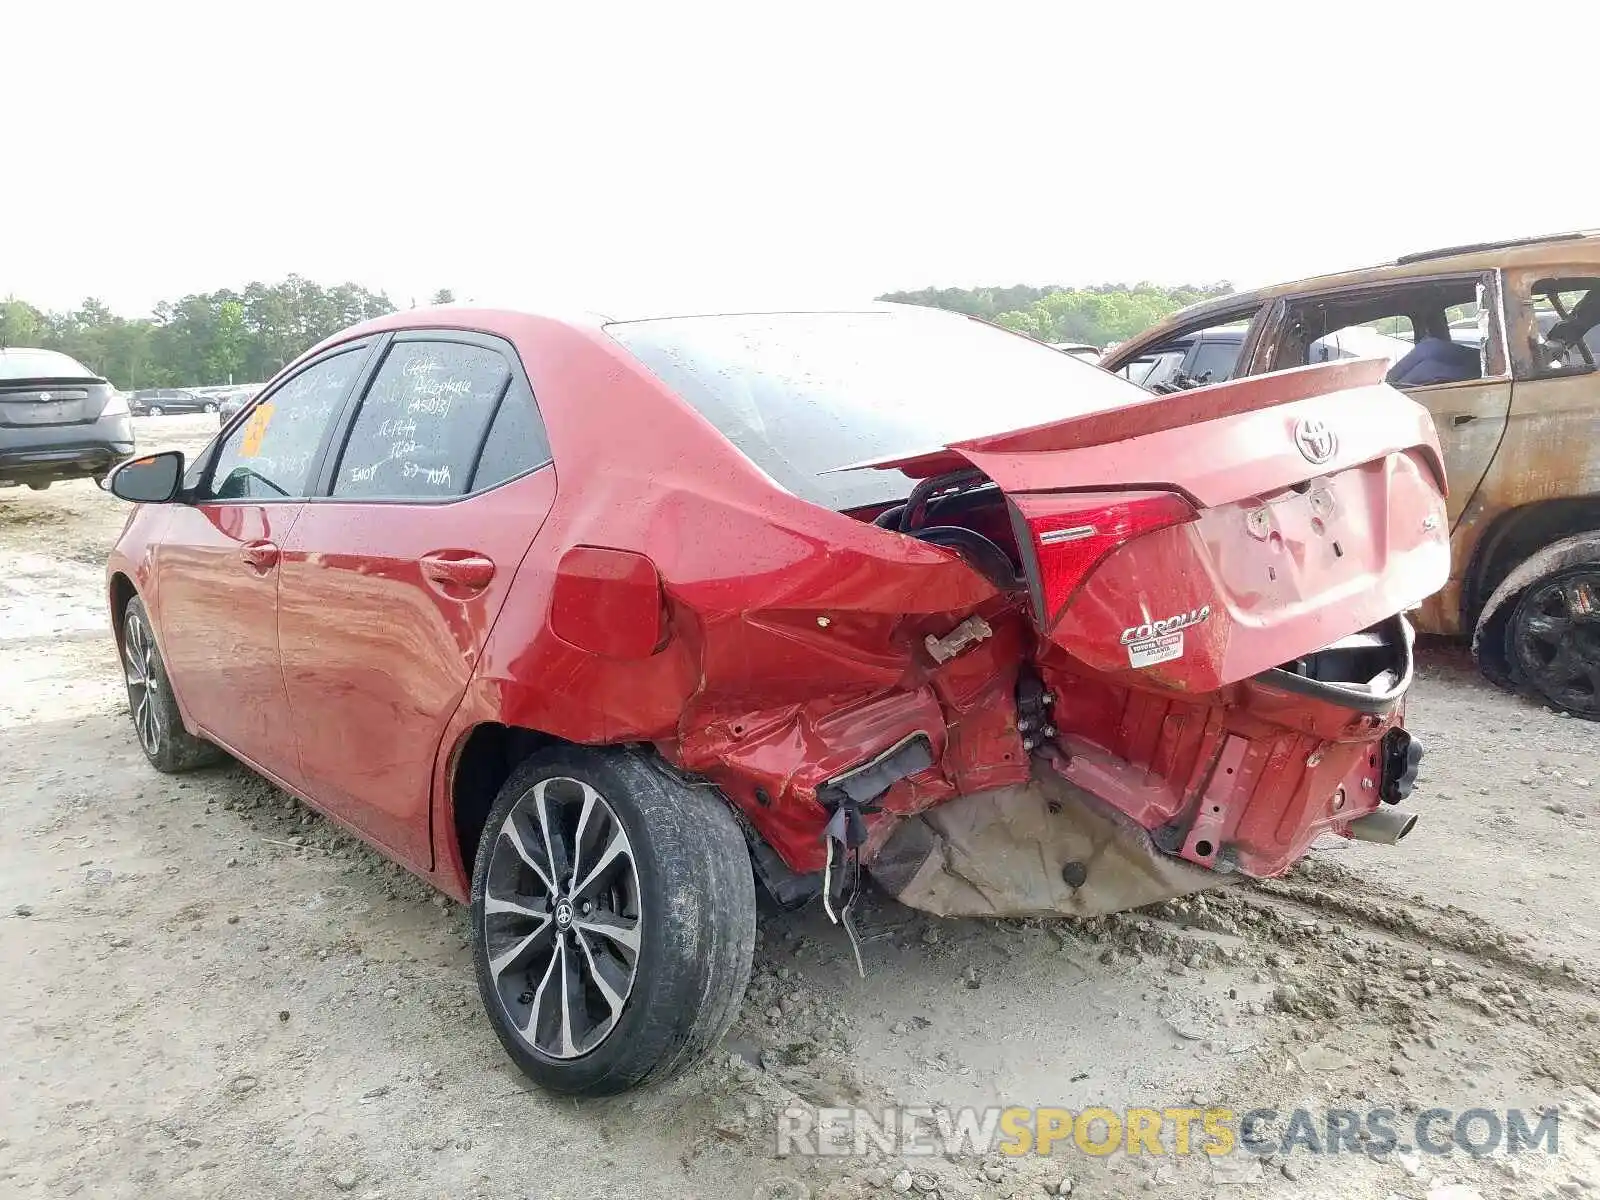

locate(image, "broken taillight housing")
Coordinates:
1010 490 1198 625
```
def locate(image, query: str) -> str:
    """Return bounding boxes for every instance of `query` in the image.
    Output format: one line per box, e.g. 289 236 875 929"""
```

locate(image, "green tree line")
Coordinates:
0 279 455 390
3 277 1224 389
877 282 1234 347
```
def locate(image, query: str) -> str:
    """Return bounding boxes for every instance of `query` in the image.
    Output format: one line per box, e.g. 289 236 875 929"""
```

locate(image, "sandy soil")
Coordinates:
2 415 1597 1200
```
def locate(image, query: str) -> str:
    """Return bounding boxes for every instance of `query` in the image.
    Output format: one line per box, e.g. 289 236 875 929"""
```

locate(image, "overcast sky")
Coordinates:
11 1 1597 316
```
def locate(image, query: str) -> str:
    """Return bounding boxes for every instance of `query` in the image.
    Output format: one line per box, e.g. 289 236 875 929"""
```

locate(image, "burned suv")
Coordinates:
1103 231 1600 718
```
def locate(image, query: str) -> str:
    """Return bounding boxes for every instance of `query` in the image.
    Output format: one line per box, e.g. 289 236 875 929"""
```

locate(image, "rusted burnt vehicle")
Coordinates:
106 304 1446 1094
1103 231 1600 718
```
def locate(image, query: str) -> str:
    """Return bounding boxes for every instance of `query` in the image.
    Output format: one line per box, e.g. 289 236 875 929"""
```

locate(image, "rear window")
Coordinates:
607 310 1152 511
0 349 97 381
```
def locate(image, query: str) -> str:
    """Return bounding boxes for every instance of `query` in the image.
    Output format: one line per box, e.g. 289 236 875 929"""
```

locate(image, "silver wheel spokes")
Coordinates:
483 776 642 1060
123 613 161 756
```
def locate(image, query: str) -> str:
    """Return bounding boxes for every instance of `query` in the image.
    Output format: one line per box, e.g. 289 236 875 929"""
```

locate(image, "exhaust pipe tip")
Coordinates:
1347 807 1418 845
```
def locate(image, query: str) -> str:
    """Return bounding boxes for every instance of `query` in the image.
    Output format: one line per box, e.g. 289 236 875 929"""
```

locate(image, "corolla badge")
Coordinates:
1294 417 1338 465
1121 605 1212 645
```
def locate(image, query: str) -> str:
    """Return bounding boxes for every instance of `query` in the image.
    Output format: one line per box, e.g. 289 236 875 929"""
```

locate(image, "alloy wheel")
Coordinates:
1511 568 1600 716
481 776 643 1059
122 611 162 756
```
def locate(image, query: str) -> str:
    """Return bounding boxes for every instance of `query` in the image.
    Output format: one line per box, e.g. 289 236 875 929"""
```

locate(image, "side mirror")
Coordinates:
109 451 185 503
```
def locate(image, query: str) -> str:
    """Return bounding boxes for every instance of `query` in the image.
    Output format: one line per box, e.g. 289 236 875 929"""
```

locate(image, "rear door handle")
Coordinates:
420 552 496 593
1452 413 1477 426
239 540 280 571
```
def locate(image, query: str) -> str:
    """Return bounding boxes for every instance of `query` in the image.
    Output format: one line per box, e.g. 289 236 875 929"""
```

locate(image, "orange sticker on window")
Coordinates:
240 402 275 456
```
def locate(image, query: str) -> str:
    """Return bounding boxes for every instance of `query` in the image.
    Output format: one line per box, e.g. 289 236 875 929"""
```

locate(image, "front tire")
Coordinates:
147 406 163 416
121 598 224 772
470 746 756 1096
1506 564 1600 719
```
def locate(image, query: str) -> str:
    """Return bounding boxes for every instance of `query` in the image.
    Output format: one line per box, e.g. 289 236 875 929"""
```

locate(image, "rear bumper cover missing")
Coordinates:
869 767 1218 918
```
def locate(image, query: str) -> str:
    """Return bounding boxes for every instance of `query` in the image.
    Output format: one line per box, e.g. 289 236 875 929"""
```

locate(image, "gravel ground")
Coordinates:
2 415 1597 1200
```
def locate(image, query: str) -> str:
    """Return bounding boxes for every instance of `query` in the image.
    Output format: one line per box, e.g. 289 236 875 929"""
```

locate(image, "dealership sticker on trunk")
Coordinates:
1121 606 1211 669
1126 631 1185 668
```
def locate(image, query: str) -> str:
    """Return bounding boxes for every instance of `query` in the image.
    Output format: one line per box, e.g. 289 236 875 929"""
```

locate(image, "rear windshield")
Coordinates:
607 309 1151 511
0 348 98 381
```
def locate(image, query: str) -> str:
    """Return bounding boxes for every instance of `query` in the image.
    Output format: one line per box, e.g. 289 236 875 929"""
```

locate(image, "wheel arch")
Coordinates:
1464 496 1600 627
447 722 570 892
108 571 137 649
1471 525 1600 680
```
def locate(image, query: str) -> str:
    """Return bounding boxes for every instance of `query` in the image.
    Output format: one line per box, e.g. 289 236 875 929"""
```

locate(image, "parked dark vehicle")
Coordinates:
216 386 261 419
0 348 134 489
130 388 216 416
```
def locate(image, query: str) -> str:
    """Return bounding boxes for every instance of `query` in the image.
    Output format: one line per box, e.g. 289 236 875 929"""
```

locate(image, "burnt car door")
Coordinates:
1497 267 1600 500
152 343 374 783
273 331 556 869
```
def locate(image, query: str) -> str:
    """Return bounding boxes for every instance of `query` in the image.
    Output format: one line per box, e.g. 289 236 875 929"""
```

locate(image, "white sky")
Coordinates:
10 1 1598 317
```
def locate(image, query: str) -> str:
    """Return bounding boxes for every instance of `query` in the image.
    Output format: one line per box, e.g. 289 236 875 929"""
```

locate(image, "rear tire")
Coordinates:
1505 564 1600 719
148 406 163 416
204 402 218 414
121 598 224 772
470 746 756 1096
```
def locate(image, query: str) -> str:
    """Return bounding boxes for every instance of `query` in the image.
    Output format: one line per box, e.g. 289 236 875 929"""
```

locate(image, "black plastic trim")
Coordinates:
1255 616 1415 714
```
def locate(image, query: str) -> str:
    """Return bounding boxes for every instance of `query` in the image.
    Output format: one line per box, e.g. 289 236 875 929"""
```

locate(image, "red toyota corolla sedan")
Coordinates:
106 304 1448 1095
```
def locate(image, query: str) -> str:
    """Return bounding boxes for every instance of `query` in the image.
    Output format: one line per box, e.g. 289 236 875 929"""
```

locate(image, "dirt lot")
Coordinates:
2 415 1598 1200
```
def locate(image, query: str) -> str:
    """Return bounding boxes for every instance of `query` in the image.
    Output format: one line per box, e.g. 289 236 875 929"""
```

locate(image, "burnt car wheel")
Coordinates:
1506 564 1600 719
121 598 224 772
470 746 756 1095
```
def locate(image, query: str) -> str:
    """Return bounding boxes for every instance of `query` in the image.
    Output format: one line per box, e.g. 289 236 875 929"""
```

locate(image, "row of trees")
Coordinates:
2 277 1226 390
877 282 1233 347
0 278 455 391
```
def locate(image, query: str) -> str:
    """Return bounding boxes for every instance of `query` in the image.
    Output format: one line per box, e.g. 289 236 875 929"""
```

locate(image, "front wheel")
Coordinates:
1506 564 1600 719
470 746 756 1095
147 406 163 416
121 598 224 772
203 402 218 414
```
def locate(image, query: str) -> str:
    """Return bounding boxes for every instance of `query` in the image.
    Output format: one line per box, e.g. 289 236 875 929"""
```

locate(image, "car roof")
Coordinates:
1105 231 1600 362
1161 230 1600 329
317 301 966 352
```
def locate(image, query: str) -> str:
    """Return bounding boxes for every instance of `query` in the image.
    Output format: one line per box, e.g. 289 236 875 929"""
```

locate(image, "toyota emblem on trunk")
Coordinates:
1294 417 1337 464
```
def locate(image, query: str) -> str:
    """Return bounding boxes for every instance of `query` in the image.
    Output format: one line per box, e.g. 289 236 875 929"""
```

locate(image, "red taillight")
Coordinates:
1010 490 1197 624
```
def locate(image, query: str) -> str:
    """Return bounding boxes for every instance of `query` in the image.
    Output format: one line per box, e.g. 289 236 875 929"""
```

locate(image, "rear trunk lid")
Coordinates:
0 375 111 428
861 359 1450 693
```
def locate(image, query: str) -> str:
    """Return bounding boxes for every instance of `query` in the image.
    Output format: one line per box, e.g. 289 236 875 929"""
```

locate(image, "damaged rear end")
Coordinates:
857 358 1447 916
612 313 1450 920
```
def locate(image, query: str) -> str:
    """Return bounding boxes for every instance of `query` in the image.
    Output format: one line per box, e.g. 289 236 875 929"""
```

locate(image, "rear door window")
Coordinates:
206 349 366 500
1275 275 1499 386
468 377 552 491
329 338 548 500
1527 277 1600 374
